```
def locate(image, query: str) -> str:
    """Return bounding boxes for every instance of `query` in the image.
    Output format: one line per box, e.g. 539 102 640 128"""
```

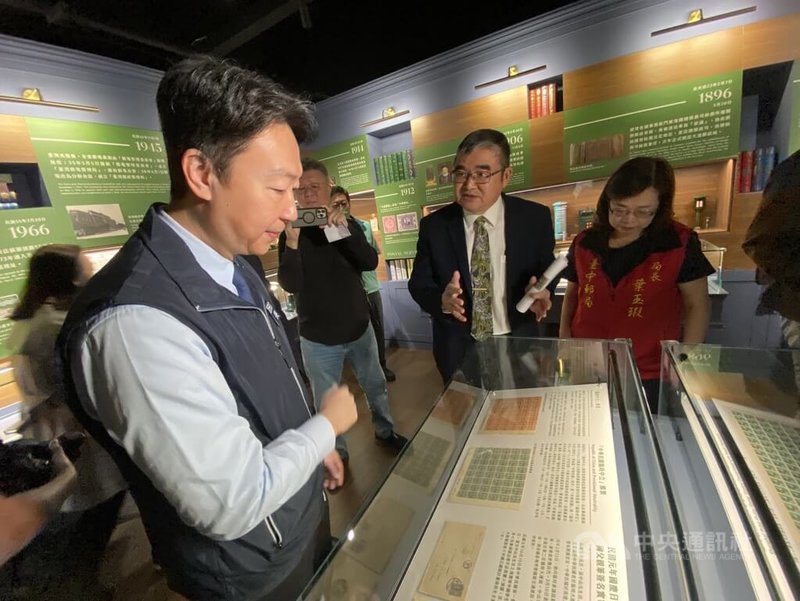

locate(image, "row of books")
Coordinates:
528 82 558 119
735 147 778 193
386 258 414 281
373 150 416 185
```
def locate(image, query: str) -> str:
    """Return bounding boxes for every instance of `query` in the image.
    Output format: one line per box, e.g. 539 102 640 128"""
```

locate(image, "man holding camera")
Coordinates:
279 159 406 465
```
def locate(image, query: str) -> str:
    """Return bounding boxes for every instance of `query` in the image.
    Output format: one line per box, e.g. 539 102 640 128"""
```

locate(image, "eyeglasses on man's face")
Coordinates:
608 205 657 219
294 182 328 197
452 168 504 184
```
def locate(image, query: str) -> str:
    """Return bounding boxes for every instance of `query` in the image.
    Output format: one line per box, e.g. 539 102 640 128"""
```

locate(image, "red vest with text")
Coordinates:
571 222 691 379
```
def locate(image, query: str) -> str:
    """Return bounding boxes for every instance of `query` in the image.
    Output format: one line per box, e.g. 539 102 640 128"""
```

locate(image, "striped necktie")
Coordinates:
470 215 493 340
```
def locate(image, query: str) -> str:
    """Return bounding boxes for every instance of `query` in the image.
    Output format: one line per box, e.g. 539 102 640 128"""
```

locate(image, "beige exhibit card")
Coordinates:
432 387 477 427
481 395 542 433
417 521 485 601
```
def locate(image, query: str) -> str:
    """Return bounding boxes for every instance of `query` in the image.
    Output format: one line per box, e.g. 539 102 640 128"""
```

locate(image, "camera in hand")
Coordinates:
0 432 86 496
292 207 328 228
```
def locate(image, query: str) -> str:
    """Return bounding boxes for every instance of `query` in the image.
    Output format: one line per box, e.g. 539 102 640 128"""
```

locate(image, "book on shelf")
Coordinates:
537 86 544 117
736 147 777 193
406 149 416 178
739 150 753 193
374 150 415 186
754 146 776 192
541 84 549 118
395 152 405 182
379 155 389 186
752 147 764 193
528 81 560 119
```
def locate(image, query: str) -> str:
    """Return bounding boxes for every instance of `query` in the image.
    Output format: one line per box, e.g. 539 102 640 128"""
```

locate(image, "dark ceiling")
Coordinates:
1 0 581 101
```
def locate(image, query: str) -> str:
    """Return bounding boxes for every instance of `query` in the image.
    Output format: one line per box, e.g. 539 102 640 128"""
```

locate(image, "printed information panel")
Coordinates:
564 71 742 181
374 179 421 260
309 135 373 193
0 115 169 358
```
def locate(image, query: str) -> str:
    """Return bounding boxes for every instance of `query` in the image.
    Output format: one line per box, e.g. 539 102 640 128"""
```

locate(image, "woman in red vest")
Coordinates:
559 156 713 411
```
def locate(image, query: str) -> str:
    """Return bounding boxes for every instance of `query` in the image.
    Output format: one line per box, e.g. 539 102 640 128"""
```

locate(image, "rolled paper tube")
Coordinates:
516 252 569 313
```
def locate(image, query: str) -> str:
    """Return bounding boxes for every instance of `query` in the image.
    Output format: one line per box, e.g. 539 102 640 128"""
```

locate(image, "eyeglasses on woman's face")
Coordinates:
608 205 657 219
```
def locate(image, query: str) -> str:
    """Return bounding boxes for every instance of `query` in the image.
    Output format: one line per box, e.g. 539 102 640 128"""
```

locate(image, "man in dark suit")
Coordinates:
409 129 555 383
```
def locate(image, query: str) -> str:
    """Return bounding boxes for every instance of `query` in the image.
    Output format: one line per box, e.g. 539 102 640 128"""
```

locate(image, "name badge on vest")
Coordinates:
264 300 281 324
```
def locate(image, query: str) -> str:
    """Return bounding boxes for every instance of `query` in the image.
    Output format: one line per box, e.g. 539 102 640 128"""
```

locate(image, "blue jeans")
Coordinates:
300 323 394 457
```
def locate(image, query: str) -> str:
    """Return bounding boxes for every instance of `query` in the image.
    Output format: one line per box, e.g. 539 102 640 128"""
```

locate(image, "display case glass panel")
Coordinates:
657 342 800 600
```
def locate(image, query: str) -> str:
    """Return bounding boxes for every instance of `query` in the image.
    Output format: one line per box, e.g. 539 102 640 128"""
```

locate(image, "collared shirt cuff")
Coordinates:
296 414 336 462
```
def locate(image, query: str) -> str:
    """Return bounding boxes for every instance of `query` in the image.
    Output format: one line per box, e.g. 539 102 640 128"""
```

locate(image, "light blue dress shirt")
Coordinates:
73 209 334 541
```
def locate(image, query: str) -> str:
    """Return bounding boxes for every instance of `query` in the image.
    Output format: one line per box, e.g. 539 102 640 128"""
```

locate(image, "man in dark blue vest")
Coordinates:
57 56 357 600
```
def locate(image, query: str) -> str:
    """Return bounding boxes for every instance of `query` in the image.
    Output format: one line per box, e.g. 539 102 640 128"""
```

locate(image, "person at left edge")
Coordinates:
56 56 357 600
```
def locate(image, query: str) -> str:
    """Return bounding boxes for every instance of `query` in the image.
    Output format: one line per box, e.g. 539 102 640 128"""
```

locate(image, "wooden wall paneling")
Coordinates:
350 193 389 283
741 13 800 69
702 192 761 270
0 380 21 411
670 162 727 228
564 28 742 110
529 112 565 187
410 87 528 149
0 115 37 162
516 162 729 249
715 159 734 231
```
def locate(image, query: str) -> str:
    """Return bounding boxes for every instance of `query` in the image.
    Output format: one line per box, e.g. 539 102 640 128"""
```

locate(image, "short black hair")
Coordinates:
301 157 328 178
330 185 350 202
157 55 317 199
454 129 511 169
594 156 675 234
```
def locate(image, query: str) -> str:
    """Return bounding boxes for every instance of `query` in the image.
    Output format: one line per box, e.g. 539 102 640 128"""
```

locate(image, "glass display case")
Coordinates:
300 337 694 601
699 238 726 290
264 267 296 320
656 342 800 600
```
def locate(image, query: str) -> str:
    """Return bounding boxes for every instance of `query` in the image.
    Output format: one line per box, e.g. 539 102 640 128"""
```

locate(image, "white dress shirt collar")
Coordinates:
462 194 504 229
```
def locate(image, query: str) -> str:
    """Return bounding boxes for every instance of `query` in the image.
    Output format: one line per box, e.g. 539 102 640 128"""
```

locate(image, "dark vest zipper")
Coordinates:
196 301 315 548
265 515 283 549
